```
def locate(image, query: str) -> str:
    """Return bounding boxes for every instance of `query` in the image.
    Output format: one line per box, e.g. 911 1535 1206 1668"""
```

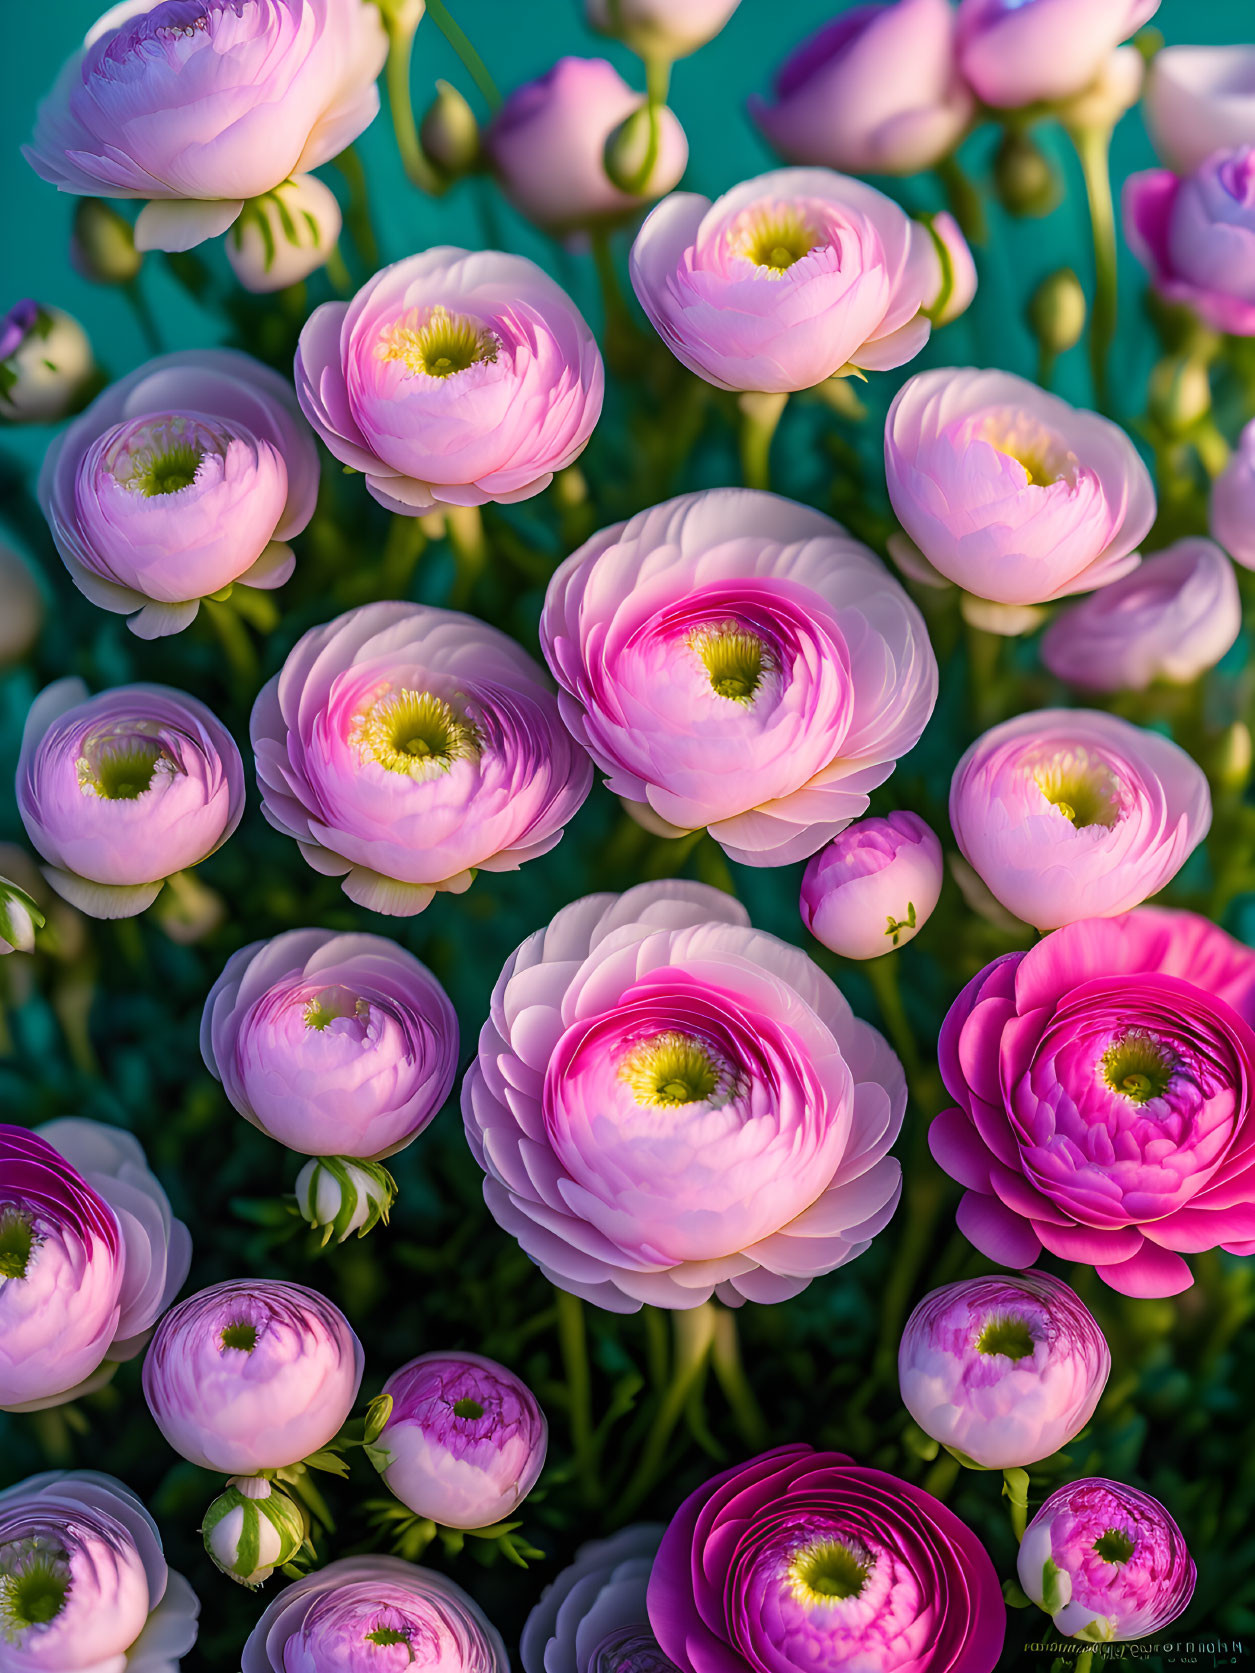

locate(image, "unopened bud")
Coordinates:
0 303 95 424
421 80 481 179
1026 269 1087 357
226 175 343 295
202 1479 307 1589
603 102 678 196
295 1156 397 1246
371 0 424 36
584 0 739 61
993 129 1060 219
70 199 142 286
0 876 44 956
0 545 44 666
1213 722 1252 796
1149 355 1211 435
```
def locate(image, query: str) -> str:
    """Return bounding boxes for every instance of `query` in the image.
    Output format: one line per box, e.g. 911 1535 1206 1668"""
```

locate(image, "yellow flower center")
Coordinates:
735 206 820 274
980 412 1075 487
354 689 479 777
304 987 368 1031
690 622 769 702
618 1032 731 1108
1101 1029 1175 1105
788 1539 872 1605
378 306 500 378
1033 749 1122 829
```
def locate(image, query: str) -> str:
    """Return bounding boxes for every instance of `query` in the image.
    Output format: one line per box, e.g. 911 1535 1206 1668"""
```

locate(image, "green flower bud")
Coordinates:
0 876 44 955
992 129 1060 219
70 199 142 286
1026 269 1087 357
295 1157 397 1246
1149 354 1211 436
602 102 675 197
421 80 481 179
202 1479 307 1588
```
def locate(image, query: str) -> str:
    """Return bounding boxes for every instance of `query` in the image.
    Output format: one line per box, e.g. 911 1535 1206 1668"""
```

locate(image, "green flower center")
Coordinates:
1033 749 1122 829
452 1397 485 1420
220 1321 258 1353
1094 1528 1136 1565
379 306 499 379
789 1538 872 1604
355 689 480 777
976 1314 1036 1361
619 1032 731 1108
738 207 819 273
0 1208 36 1282
1101 1029 1176 1105
0 1539 72 1641
690 623 769 703
304 987 368 1032
76 722 172 802
365 1625 414 1659
106 415 224 497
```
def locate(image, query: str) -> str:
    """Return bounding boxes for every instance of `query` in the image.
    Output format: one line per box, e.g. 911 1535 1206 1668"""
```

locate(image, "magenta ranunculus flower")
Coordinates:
931 907 1255 1297
241 1555 509 1673
16 678 245 920
295 248 604 514
585 0 739 61
1 1120 191 1413
1146 45 1255 175
251 602 592 916
541 490 936 866
955 0 1159 110
371 1351 548 1529
39 349 319 639
885 368 1156 606
949 709 1210 932
1125 147 1255 336
521 1524 673 1673
1211 417 1255 569
463 881 905 1312
142 1278 363 1474
749 0 972 178
486 59 687 233
898 1273 1111 1470
648 1444 1005 1673
0 1470 200 1673
800 813 944 961
1041 539 1241 691
1018 1479 1196 1641
629 168 939 391
24 0 386 255
201 928 458 1159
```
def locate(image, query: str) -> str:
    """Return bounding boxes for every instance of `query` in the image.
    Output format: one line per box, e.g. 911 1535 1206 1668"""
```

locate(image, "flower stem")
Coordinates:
384 20 446 194
333 146 379 272
1074 1654 1094 1673
921 1450 961 1500
556 1289 600 1507
710 1306 768 1450
935 153 986 245
1069 123 1117 414
122 278 163 355
589 229 638 374
865 955 922 1086
445 504 487 606
202 596 258 689
1003 1466 1030 1542
381 513 427 598
620 1303 717 1517
738 390 789 491
325 244 353 298
424 0 502 111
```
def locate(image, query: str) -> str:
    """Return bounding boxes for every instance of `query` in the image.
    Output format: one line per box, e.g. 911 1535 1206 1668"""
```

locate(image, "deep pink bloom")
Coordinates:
295 248 604 514
40 349 319 639
541 490 936 866
629 168 939 391
800 812 943 961
463 881 905 1313
522 1525 673 1673
251 603 593 917
1145 45 1255 175
1125 148 1255 336
955 0 1159 110
1211 417 1255 569
750 0 972 177
1018 1479 1195 1640
930 908 1255 1297
648 1445 1005 1673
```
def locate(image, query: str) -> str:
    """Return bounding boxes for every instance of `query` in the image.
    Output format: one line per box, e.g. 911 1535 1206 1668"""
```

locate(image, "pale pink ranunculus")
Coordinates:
1125 148 1255 336
955 0 1159 111
749 0 972 178
462 881 906 1313
295 248 604 514
1212 417 1255 569
40 349 318 639
885 368 1156 606
541 490 937 866
24 0 387 255
800 812 944 961
1145 45 1255 176
949 709 1210 932
1041 539 1241 691
251 602 594 917
585 0 740 61
629 168 939 391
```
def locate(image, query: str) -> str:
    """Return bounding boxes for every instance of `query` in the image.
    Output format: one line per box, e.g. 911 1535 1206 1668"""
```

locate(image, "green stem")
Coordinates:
589 229 637 373
325 244 353 297
737 390 789 492
1074 1654 1094 1673
333 146 379 272
710 1307 768 1450
921 1451 961 1500
1003 1467 1030 1542
556 1290 600 1507
965 617 1004 731
424 0 501 110
123 279 162 355
865 956 922 1086
381 513 427 598
935 153 987 246
385 22 446 194
445 504 487 607
620 1303 717 1518
202 596 259 689
1070 123 1117 414
1036 343 1057 391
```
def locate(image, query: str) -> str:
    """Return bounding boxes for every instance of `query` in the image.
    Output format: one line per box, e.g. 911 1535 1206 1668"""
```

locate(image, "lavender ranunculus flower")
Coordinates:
142 1279 363 1474
201 928 458 1158
40 350 319 639
0 302 94 424
648 1445 1005 1673
24 0 386 256
521 1525 674 1673
1018 1479 1196 1641
955 0 1159 111
898 1274 1111 1470
541 490 937 866
949 710 1211 932
0 1470 200 1672
1125 147 1255 336
17 679 245 920
295 249 604 514
1211 417 1255 570
1 1121 190 1413
371 1352 548 1529
251 602 593 916
1145 45 1255 175
240 1555 509 1673
463 881 905 1313
800 813 944 960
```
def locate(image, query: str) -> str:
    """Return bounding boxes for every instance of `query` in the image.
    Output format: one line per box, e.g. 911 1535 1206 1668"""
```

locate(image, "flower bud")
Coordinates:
603 102 682 196
421 80 481 179
226 175 343 295
70 199 142 286
800 812 943 961
0 876 44 956
0 545 44 666
1213 721 1253 795
371 0 425 33
203 1478 308 1589
1149 354 1211 436
922 211 977 327
992 128 1060 218
584 0 740 61
1026 268 1087 356
295 1157 397 1245
0 303 94 424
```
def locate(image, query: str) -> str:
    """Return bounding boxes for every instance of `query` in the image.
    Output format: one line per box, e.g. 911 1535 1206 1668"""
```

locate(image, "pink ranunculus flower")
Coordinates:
1041 539 1241 691
930 907 1255 1297
1125 147 1255 336
949 709 1210 932
372 1351 548 1529
295 248 604 514
800 812 944 961
1 1121 191 1413
885 368 1156 607
17 678 245 920
629 168 939 391
648 1445 1006 1673
241 1556 509 1673
1145 45 1255 176
40 349 318 639
486 59 687 233
1019 1480 1195 1641
1211 416 1255 569
898 1273 1111 1470
24 0 386 255
749 0 972 178
201 928 458 1159
955 0 1159 111
251 602 593 917
463 881 906 1313
541 490 937 866
521 1525 672 1673
0 1470 200 1673
142 1278 363 1474
585 0 739 61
